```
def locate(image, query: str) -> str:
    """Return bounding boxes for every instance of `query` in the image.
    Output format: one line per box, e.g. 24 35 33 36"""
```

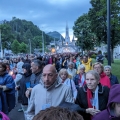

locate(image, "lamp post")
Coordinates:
107 0 111 65
42 30 44 55
0 29 3 58
28 39 31 54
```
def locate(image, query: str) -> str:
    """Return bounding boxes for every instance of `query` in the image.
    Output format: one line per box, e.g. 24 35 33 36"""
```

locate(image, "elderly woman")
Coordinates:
59 68 77 101
93 62 111 88
0 62 15 114
73 64 86 90
76 70 109 120
104 65 119 86
67 62 76 79
93 84 120 120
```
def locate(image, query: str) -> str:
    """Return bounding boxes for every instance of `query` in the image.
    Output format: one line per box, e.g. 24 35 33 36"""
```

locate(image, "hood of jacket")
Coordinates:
39 77 62 91
107 84 120 118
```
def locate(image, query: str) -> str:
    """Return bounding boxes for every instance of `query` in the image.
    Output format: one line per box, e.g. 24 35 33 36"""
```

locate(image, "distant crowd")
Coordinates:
0 51 120 120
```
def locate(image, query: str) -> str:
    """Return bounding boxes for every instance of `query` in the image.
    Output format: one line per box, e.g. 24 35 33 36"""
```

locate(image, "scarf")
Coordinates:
87 86 99 109
78 74 85 87
100 72 111 88
62 60 66 66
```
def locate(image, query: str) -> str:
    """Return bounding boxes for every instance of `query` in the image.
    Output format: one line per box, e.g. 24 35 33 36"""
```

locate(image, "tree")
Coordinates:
20 42 27 53
73 14 96 53
0 23 14 50
33 36 42 48
11 40 20 54
1 17 60 53
88 0 120 62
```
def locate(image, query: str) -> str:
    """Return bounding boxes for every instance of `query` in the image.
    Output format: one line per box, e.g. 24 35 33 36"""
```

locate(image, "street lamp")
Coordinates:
28 39 31 54
107 0 111 65
0 29 3 58
42 30 44 55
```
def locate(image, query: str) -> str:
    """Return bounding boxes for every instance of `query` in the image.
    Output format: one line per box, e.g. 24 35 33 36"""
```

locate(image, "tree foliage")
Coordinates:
0 23 14 49
20 42 27 53
88 0 120 62
88 0 120 49
0 17 55 53
73 14 96 51
11 40 20 54
33 36 42 49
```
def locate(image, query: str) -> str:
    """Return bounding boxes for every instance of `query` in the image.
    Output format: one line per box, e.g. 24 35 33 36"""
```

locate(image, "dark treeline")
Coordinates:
0 17 54 53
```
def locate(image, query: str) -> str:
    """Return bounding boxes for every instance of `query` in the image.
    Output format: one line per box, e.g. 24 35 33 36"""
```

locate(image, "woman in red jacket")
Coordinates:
93 62 111 88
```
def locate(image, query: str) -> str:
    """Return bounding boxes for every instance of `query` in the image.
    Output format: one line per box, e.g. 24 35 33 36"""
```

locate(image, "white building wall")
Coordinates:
114 45 120 59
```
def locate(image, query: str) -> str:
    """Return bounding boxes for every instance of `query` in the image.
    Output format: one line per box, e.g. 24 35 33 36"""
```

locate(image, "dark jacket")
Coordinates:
55 60 61 72
110 74 119 86
0 73 15 94
62 59 68 69
73 73 86 90
19 73 32 105
19 63 32 105
30 71 42 88
0 89 8 114
92 84 120 120
96 54 104 64
76 84 109 120
0 72 15 112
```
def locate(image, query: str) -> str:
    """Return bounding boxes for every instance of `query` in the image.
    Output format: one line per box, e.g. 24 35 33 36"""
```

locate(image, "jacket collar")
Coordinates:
83 83 104 94
40 77 62 91
35 70 42 76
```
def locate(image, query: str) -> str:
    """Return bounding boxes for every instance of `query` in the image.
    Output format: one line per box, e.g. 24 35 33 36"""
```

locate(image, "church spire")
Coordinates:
65 22 70 44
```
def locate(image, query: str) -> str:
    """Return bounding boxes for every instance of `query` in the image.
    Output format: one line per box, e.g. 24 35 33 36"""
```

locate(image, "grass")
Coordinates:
92 59 120 82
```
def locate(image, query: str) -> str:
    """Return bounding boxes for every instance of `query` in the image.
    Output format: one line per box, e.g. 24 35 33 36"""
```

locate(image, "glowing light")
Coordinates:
9 71 13 76
51 48 56 53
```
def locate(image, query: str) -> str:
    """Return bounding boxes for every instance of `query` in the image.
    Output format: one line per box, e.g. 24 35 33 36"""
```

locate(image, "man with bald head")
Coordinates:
42 64 58 88
26 64 74 120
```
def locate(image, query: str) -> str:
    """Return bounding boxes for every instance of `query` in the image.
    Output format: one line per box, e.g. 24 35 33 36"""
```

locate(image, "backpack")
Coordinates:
0 112 10 120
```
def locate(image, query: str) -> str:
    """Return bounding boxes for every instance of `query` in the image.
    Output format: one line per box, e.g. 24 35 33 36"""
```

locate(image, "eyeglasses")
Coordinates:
94 67 101 69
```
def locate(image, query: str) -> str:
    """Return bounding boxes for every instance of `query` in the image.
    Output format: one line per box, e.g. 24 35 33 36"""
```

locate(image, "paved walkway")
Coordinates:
8 103 24 120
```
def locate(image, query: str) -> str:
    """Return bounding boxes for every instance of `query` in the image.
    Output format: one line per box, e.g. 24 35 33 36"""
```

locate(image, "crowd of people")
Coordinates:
0 52 120 120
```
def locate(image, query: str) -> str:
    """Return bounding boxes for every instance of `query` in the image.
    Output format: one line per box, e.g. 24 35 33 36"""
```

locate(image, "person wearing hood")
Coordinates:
82 55 92 72
93 62 111 88
26 64 74 120
14 57 24 87
14 57 24 111
92 84 120 120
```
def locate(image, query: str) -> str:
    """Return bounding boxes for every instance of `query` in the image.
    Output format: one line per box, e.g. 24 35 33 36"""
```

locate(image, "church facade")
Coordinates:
56 23 78 53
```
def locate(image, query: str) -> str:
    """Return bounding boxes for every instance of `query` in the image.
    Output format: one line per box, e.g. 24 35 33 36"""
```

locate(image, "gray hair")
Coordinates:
59 68 68 78
78 64 85 70
68 62 74 66
32 59 42 69
86 70 100 81
104 65 111 71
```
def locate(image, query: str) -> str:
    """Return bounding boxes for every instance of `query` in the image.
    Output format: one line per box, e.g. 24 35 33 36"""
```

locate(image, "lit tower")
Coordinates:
65 22 70 44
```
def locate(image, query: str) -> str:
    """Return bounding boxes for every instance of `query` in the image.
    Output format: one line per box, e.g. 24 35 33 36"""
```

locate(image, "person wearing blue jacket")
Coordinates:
0 62 15 114
104 65 119 86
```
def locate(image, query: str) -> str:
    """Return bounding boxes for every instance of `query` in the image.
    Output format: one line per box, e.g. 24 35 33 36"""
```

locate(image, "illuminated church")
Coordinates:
56 23 77 53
